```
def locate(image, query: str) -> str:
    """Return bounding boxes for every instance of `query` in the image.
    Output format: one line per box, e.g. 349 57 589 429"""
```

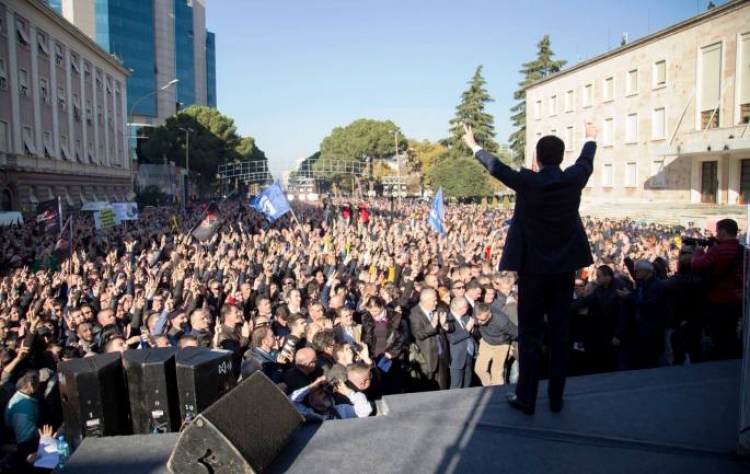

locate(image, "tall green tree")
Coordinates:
509 36 566 167
140 106 265 189
426 149 495 198
446 65 499 153
314 119 406 182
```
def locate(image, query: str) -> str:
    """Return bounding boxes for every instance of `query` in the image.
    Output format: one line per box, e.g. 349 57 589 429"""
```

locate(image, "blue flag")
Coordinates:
251 182 292 222
427 187 445 236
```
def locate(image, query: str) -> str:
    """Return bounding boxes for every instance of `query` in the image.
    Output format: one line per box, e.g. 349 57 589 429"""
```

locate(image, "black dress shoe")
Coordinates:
550 399 564 413
506 393 535 415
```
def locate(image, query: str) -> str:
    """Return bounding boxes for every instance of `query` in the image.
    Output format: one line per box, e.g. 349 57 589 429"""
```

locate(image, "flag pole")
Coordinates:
57 196 63 232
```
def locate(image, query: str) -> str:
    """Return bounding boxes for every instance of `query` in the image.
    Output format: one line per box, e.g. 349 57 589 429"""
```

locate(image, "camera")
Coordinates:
682 236 716 247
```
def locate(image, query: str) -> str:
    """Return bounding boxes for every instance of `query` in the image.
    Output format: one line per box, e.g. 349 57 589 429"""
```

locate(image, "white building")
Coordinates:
0 0 130 211
525 0 750 205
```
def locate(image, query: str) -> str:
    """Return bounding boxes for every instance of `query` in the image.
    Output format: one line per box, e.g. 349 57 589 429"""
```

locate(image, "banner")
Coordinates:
111 202 139 223
427 187 445 237
191 202 222 242
93 207 116 229
36 198 60 234
53 216 73 262
251 182 292 222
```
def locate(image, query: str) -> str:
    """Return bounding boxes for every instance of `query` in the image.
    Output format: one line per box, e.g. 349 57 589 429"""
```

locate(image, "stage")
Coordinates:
65 360 748 474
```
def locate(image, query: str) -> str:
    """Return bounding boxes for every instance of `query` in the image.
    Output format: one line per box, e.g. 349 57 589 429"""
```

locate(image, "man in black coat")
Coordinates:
463 123 597 414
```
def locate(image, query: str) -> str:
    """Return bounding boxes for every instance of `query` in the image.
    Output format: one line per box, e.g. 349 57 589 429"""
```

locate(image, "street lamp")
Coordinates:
127 79 179 162
178 127 194 208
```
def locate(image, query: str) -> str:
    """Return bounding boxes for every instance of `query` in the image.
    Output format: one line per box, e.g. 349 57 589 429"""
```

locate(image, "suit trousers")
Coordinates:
474 339 510 386
516 271 575 409
449 356 475 389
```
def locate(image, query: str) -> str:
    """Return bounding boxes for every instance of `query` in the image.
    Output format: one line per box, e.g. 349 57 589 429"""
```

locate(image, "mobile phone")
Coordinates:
140 325 149 335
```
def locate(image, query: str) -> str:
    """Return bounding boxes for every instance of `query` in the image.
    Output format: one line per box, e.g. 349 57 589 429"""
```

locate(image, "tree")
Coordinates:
314 119 406 184
426 149 495 198
140 106 265 191
407 139 446 177
509 36 566 167
445 66 499 153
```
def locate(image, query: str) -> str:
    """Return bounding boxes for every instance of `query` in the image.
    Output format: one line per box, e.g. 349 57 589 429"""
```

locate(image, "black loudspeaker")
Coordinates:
175 346 237 421
123 347 180 434
58 352 131 448
168 372 304 474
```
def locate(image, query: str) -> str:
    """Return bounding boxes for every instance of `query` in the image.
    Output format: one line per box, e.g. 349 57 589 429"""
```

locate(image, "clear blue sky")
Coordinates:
206 0 726 177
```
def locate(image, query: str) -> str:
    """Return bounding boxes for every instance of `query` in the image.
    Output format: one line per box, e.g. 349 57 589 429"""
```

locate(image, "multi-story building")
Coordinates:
525 0 750 205
0 0 131 212
46 0 217 127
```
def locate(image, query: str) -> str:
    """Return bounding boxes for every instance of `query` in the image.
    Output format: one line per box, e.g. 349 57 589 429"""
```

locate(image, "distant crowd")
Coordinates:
0 196 743 471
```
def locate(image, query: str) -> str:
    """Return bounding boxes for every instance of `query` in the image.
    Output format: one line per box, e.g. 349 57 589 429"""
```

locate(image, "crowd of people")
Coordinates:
0 194 744 471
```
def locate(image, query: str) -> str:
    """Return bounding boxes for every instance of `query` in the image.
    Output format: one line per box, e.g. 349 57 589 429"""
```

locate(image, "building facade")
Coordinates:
0 0 131 212
525 0 750 205
46 0 217 127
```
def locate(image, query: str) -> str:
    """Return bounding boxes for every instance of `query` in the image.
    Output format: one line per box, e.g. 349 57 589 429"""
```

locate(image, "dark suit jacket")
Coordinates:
445 313 475 370
409 306 451 374
476 141 596 274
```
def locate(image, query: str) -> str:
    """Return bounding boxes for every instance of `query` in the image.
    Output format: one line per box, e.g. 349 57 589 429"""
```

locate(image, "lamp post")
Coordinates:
127 79 179 162
178 127 194 208
390 129 402 205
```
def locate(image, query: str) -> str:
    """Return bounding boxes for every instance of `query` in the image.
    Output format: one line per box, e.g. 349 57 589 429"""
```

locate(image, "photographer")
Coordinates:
690 218 743 360
288 365 370 421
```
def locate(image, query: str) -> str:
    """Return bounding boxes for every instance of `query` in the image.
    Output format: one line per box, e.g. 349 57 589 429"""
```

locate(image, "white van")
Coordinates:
0 212 23 226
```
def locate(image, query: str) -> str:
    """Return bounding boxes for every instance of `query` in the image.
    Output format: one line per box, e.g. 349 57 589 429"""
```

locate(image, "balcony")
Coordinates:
655 123 750 156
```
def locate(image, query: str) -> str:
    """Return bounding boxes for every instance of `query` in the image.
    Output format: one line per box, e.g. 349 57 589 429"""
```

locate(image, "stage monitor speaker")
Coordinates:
58 352 131 448
168 371 304 474
123 347 180 434
175 346 237 422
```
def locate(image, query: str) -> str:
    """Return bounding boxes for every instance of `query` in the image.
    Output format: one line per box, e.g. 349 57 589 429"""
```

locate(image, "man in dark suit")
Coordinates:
409 288 453 391
463 123 597 414
445 296 476 389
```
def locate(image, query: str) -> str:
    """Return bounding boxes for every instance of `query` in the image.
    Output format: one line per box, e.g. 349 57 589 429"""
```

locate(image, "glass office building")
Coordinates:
206 31 216 108
44 0 217 124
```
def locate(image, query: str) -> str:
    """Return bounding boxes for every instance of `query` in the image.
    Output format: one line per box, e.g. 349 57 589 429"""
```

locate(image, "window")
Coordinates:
626 69 638 95
22 126 36 155
739 34 750 124
0 59 6 89
37 32 50 58
564 126 574 151
16 19 30 47
96 71 103 89
43 131 53 158
602 163 613 187
565 90 574 112
650 160 665 187
55 44 64 67
19 69 29 97
549 95 557 116
70 53 80 74
40 78 49 105
73 93 81 120
58 86 66 111
97 105 103 124
106 78 112 95
85 101 92 124
60 134 70 160
652 108 666 140
75 139 82 162
653 60 666 88
87 142 95 164
700 43 722 129
603 118 614 147
83 62 91 82
0 121 9 152
534 100 542 120
625 162 637 187
626 113 638 143
583 84 592 108
603 76 614 101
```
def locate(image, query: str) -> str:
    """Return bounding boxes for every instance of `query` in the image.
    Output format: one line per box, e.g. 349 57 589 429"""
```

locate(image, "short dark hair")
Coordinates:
536 135 565 167
717 218 739 237
597 265 614 278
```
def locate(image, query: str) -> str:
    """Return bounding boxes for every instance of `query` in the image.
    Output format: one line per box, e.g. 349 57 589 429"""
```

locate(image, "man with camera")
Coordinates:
690 218 743 360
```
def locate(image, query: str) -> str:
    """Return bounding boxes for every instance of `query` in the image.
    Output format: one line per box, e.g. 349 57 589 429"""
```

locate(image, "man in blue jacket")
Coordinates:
463 123 597 414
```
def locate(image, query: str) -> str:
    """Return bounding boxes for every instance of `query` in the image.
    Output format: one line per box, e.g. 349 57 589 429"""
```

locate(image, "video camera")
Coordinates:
681 236 717 247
